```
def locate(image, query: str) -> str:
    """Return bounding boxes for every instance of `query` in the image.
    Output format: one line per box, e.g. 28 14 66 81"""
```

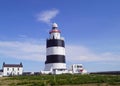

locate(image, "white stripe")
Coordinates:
47 47 65 55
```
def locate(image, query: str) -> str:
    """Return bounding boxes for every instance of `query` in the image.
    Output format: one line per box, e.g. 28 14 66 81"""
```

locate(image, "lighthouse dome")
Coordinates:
52 23 58 28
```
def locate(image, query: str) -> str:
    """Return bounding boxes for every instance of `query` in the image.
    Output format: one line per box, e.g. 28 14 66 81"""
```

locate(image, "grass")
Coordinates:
0 74 120 86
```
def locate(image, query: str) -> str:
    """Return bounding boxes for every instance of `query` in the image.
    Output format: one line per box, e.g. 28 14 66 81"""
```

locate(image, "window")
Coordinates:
77 65 82 68
7 72 9 76
7 68 9 71
12 68 14 71
18 68 19 71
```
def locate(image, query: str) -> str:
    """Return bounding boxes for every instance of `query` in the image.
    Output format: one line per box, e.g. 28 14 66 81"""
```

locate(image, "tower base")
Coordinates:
43 63 67 74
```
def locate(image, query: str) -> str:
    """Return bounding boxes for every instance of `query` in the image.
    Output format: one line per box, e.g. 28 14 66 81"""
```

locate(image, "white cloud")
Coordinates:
0 40 119 63
0 41 46 61
66 45 98 61
36 9 59 24
66 45 120 62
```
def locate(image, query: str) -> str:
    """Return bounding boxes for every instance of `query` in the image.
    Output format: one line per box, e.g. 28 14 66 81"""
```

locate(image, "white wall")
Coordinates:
3 67 23 76
71 64 88 74
72 64 83 74
52 69 68 74
44 63 66 71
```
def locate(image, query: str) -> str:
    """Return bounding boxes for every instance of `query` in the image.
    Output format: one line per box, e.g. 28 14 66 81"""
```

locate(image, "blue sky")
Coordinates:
0 0 120 72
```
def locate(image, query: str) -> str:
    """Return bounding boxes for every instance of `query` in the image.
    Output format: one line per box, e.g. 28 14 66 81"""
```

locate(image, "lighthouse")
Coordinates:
44 23 67 74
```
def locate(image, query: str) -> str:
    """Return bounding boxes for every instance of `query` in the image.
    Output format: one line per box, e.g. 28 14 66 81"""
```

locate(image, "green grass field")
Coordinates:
0 74 120 86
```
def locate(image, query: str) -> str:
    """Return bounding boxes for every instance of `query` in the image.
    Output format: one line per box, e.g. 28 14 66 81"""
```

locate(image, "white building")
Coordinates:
2 62 23 76
69 64 87 74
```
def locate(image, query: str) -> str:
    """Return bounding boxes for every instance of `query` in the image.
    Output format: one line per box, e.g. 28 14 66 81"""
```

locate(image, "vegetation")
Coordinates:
0 74 120 86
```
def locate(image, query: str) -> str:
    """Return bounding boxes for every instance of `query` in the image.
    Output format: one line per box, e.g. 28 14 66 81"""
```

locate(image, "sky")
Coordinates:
0 0 120 72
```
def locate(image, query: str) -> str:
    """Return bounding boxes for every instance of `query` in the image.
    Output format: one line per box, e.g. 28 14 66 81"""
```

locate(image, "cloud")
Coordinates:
66 45 120 62
36 9 59 24
0 41 46 61
66 45 98 61
0 39 120 63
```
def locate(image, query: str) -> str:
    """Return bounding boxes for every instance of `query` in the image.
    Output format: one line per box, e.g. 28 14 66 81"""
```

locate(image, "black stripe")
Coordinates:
45 55 66 64
47 39 65 48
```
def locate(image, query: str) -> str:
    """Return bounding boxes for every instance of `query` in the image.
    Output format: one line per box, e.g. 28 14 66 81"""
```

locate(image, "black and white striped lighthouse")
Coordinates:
44 23 67 74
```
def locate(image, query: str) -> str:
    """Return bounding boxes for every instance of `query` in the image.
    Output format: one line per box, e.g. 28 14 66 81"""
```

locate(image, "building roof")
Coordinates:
3 62 23 67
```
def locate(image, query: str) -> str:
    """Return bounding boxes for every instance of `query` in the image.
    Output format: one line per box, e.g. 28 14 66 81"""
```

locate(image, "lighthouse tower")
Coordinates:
44 23 67 74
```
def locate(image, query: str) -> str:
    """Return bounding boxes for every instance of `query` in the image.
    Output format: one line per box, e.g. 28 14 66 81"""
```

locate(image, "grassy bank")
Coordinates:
0 74 120 86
